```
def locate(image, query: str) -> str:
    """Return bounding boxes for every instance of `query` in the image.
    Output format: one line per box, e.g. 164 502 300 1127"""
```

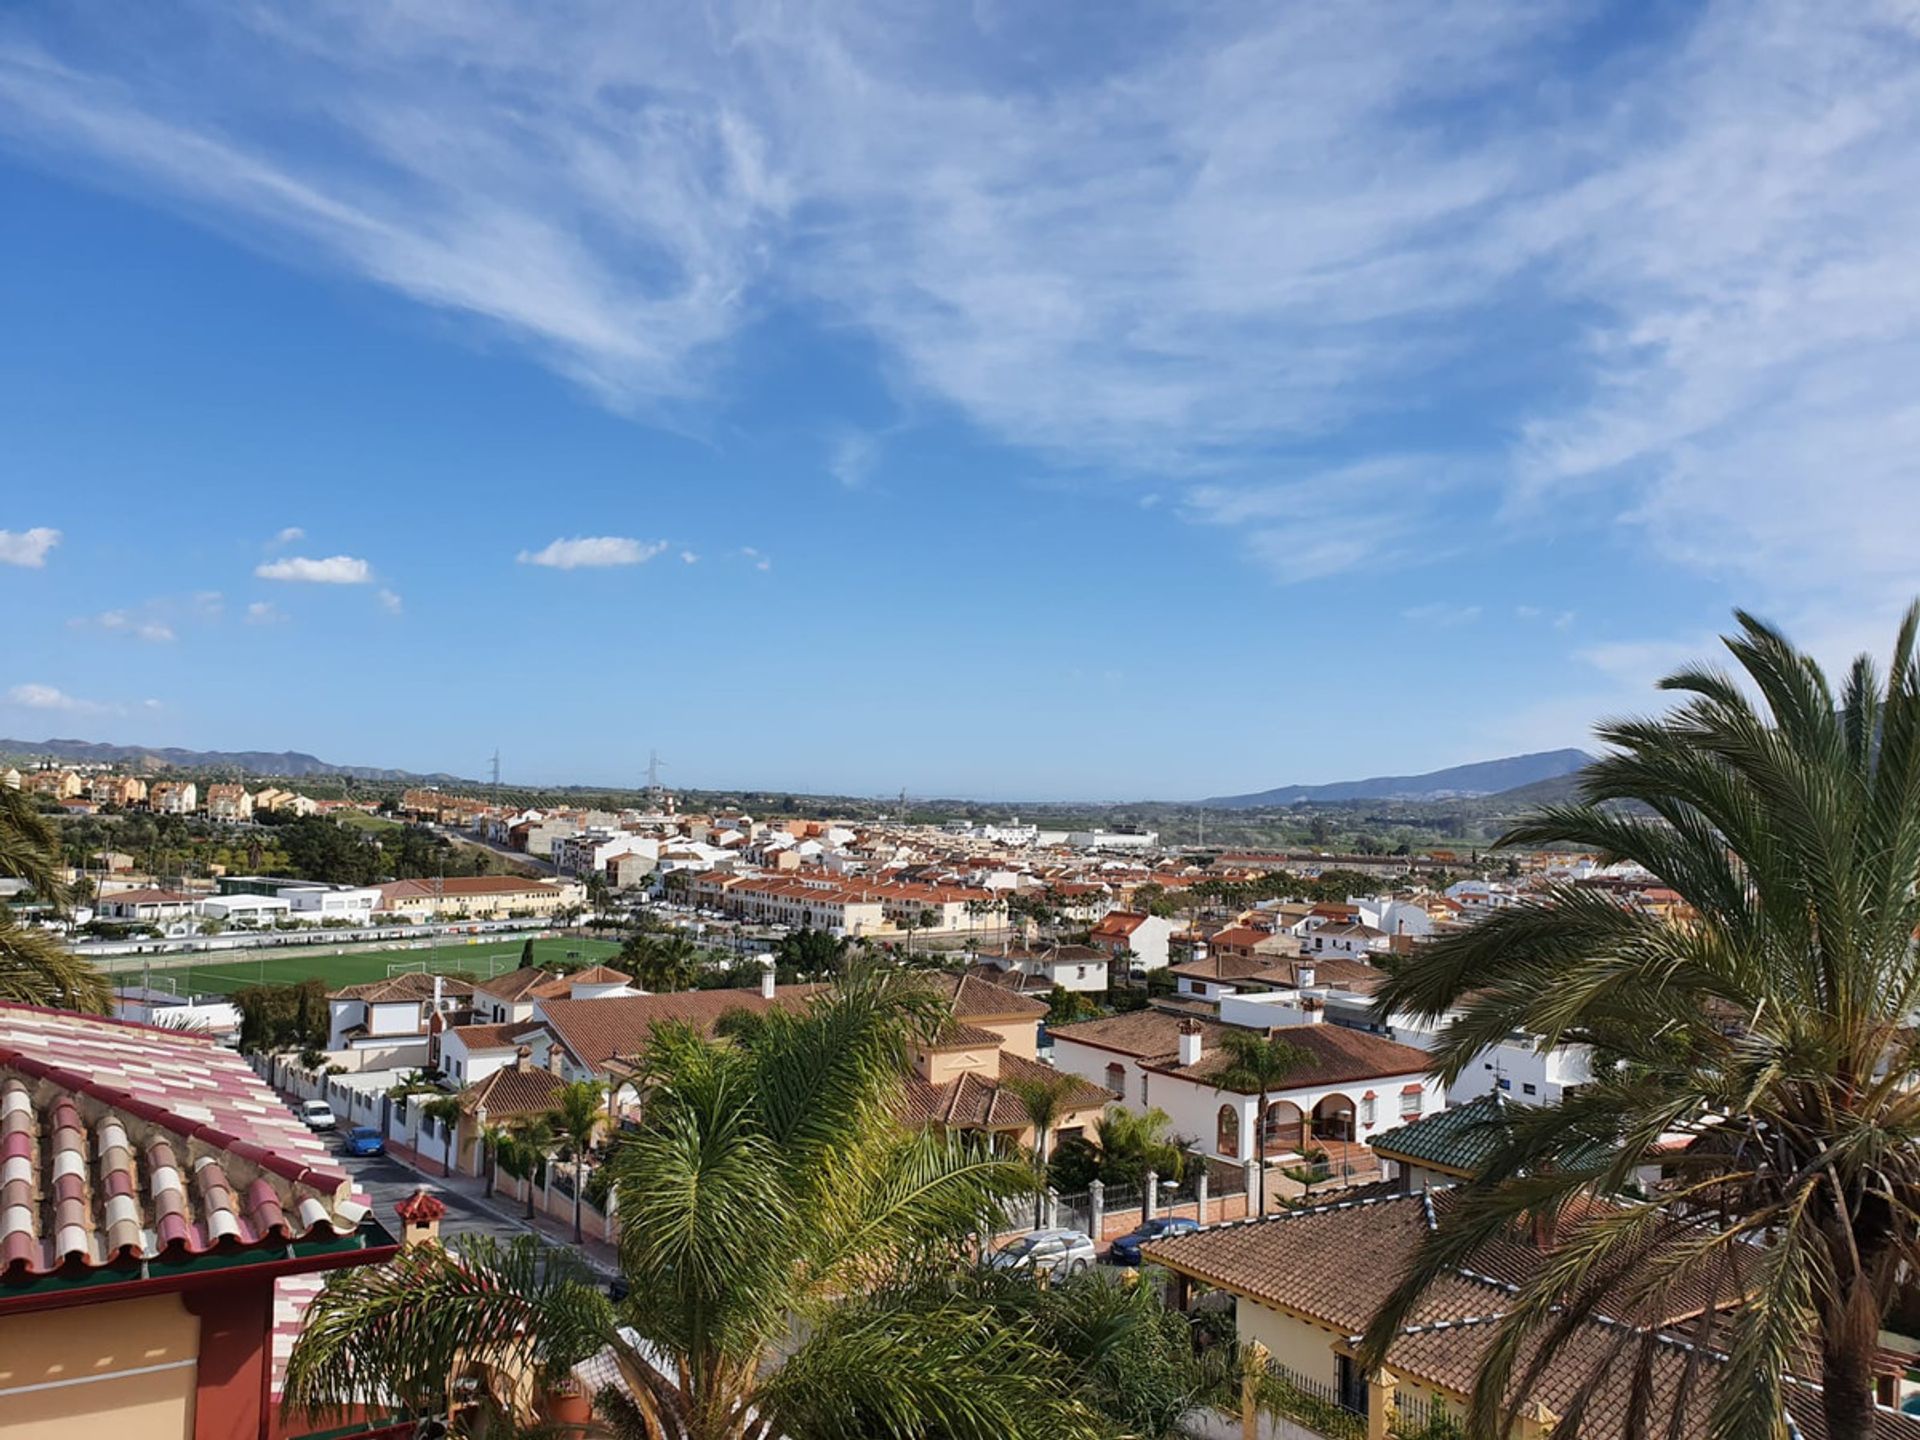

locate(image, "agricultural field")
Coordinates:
134 934 623 997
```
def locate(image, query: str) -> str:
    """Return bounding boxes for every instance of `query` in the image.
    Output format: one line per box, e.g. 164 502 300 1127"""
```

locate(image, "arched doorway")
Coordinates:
1312 1093 1356 1143
1216 1104 1241 1158
1260 1100 1304 1156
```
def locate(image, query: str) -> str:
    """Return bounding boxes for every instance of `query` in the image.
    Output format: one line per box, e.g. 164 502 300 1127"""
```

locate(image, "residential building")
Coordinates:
374 874 584 921
95 887 200 925
149 780 199 815
1142 1187 1900 1436
1049 1007 1442 1181
968 943 1109 994
325 972 476 1064
1303 921 1392 960
204 782 254 821
22 768 82 800
0 1003 393 1440
1088 910 1179 971
87 773 148 807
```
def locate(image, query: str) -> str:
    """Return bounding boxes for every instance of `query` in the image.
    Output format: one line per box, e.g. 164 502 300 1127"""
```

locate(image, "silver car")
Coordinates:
988 1228 1097 1278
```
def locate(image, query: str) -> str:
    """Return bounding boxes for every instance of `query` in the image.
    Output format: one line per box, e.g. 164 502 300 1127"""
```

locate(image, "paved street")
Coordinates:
330 1140 622 1279
333 1147 531 1247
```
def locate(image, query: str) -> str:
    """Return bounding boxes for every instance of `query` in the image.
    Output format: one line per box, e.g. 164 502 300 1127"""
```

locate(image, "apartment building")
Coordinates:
375 874 584 920
148 780 198 815
204 782 254 821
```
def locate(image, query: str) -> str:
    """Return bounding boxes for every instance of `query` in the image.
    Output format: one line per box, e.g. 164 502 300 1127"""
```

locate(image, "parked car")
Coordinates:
987 1228 1097 1278
298 1099 338 1132
342 1126 386 1156
1106 1215 1200 1266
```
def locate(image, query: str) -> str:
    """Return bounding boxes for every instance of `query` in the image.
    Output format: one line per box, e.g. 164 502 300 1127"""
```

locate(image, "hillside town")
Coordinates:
4 4 1916 1436
8 716 1912 1440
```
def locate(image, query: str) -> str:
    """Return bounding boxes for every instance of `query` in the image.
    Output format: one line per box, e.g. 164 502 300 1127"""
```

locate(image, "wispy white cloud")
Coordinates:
680 550 699 565
377 587 403 614
5 3 1920 602
827 430 880 490
741 546 772 572
1402 603 1482 627
269 526 304 547
7 681 107 713
0 526 60 567
517 536 669 570
255 554 373 584
245 600 285 625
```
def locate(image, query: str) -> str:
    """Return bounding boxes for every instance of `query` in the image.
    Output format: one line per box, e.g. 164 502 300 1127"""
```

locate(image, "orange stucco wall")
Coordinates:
0 1291 200 1439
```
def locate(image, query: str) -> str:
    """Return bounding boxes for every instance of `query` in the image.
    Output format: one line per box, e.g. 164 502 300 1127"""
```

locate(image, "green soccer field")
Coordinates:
138 935 623 997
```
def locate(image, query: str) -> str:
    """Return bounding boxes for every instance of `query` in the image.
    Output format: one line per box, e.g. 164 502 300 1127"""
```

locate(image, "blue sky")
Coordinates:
3 2 1919 800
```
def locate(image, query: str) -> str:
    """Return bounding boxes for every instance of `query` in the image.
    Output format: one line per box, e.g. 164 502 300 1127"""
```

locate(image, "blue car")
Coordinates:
342 1126 386 1157
1107 1216 1199 1266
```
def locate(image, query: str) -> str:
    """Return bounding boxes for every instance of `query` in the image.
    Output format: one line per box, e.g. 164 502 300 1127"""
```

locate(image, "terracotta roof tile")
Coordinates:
926 972 1048 1022
537 985 829 1070
0 1004 366 1279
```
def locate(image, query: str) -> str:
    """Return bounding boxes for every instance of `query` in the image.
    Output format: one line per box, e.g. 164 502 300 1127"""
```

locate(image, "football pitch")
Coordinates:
136 935 623 997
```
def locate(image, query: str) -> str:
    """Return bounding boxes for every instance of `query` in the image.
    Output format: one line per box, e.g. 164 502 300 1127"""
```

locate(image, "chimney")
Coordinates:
394 1185 446 1248
546 1045 565 1074
1177 1018 1203 1067
1296 963 1316 989
514 1043 533 1072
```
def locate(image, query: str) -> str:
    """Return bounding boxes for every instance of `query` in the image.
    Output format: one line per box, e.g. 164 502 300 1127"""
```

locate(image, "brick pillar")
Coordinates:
1044 1187 1059 1228
1089 1178 1104 1240
1240 1340 1269 1440
1244 1158 1261 1216
1144 1170 1159 1221
1195 1166 1210 1225
1366 1369 1397 1440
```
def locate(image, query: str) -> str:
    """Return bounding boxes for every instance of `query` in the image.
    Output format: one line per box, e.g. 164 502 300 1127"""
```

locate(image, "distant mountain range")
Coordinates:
0 737 459 783
1200 748 1595 808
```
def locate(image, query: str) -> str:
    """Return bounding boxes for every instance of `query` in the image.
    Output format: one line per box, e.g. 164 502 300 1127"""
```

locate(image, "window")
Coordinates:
1523 1083 1537 1097
1216 1104 1240 1156
1497 1077 1512 1092
1105 1063 1126 1094
1360 1093 1375 1126
1400 1087 1424 1119
1139 1072 1150 1106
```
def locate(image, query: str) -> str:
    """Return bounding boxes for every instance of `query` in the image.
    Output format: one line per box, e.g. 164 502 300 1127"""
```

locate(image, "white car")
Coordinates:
298 1099 338 1132
988 1228 1097 1278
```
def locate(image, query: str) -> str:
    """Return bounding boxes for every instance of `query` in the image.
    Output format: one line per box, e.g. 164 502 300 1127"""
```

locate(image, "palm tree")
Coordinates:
1091 1104 1187 1190
478 1122 512 1199
1211 1029 1305 1217
548 1078 607 1244
420 1094 465 1178
1363 607 1920 1440
288 963 1073 1440
0 787 109 1012
1004 1070 1090 1228
621 931 703 992
497 1116 554 1220
285 1233 614 1429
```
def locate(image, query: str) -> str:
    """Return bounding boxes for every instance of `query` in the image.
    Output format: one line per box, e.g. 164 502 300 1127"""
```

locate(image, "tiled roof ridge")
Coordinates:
0 1047 349 1195
1152 1182 1437 1246
0 1000 216 1044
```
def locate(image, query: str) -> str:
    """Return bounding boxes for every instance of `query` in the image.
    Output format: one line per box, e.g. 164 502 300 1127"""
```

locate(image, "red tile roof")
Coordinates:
537 985 829 1070
1049 1013 1431 1091
0 1005 367 1278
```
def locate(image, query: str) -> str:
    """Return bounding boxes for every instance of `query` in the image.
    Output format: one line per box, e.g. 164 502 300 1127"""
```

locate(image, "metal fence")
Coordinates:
1389 1390 1463 1439
1256 1358 1364 1440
